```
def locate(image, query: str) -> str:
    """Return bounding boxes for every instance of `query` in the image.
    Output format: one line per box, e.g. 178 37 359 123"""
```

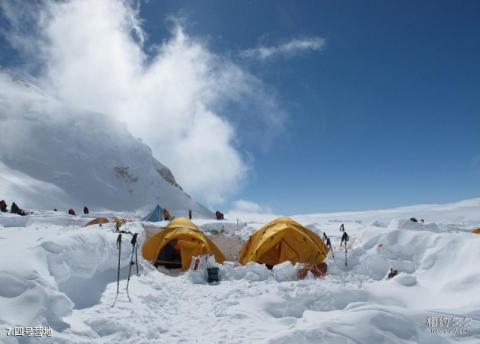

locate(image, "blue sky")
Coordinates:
138 0 480 213
1 0 479 214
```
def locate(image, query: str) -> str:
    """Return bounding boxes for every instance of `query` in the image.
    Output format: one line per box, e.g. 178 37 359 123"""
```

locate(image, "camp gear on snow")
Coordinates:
472 227 480 234
68 208 76 216
85 217 109 227
239 217 329 266
10 202 26 216
143 217 225 271
297 262 328 279
188 255 219 283
0 200 7 212
113 218 128 232
410 217 418 223
83 206 89 215
388 268 398 279
207 267 220 283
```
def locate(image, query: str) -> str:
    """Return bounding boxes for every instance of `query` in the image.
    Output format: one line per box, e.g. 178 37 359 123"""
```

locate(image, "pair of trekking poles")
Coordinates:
114 231 139 306
324 230 349 272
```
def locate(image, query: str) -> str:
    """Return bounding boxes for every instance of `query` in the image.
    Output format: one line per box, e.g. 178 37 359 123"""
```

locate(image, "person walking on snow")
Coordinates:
340 223 345 232
340 231 349 248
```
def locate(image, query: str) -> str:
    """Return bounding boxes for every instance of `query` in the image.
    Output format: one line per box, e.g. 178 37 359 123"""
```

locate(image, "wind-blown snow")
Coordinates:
0 198 479 343
0 72 212 216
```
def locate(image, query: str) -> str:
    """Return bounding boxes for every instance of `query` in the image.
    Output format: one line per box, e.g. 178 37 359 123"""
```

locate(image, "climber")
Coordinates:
0 200 7 212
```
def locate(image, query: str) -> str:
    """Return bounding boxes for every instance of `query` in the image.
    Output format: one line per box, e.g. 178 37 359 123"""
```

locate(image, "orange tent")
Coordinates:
85 217 109 227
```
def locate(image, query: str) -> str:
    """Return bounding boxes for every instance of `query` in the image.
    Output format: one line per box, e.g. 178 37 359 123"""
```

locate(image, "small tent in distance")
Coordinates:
472 227 480 234
142 217 225 271
239 217 329 267
143 205 164 222
85 217 109 227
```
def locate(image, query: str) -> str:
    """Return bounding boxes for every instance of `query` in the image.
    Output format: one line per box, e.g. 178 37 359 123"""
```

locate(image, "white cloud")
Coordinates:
0 0 286 205
242 37 326 61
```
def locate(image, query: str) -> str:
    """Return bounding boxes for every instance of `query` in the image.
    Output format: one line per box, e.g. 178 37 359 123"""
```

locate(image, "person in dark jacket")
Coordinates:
340 224 345 232
188 209 192 220
0 200 7 212
68 208 76 216
83 206 89 215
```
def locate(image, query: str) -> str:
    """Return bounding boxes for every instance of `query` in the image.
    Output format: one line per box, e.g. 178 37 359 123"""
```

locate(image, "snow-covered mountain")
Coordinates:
0 72 212 216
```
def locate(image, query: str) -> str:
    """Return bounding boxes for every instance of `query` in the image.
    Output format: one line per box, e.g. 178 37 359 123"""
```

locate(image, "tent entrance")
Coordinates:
155 240 182 269
259 239 300 269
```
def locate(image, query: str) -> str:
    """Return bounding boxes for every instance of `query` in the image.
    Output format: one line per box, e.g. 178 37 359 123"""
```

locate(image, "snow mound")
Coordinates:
389 218 441 232
0 223 145 331
221 262 272 281
272 261 299 282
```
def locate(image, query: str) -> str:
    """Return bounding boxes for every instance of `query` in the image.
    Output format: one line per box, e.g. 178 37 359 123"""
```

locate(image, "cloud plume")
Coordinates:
0 0 286 205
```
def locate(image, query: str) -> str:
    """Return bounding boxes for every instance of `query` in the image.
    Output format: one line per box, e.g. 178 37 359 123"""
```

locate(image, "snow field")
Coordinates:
0 198 479 343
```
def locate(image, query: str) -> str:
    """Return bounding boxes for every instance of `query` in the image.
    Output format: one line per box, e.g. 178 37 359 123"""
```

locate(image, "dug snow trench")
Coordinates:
1 211 480 343
0 221 144 335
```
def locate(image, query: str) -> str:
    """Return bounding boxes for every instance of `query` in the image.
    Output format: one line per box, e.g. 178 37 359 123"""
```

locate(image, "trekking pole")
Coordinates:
116 234 122 295
126 233 138 291
135 239 139 275
345 245 348 273
329 243 335 261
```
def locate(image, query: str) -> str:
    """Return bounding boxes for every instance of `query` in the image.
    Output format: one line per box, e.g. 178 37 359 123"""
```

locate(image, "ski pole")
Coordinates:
126 233 138 290
345 245 348 272
330 244 335 260
135 240 139 275
116 233 122 295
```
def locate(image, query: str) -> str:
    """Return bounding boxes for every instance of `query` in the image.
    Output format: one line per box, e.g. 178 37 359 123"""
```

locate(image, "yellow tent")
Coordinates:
142 217 225 271
85 217 109 227
239 217 329 266
472 227 480 234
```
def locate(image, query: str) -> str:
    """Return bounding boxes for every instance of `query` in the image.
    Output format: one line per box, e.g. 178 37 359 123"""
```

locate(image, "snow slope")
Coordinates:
0 72 212 216
0 198 479 343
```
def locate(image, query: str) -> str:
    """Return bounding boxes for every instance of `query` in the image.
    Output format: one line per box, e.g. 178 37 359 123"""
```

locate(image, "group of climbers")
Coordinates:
67 206 90 216
0 199 97 217
0 200 28 216
215 210 224 220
